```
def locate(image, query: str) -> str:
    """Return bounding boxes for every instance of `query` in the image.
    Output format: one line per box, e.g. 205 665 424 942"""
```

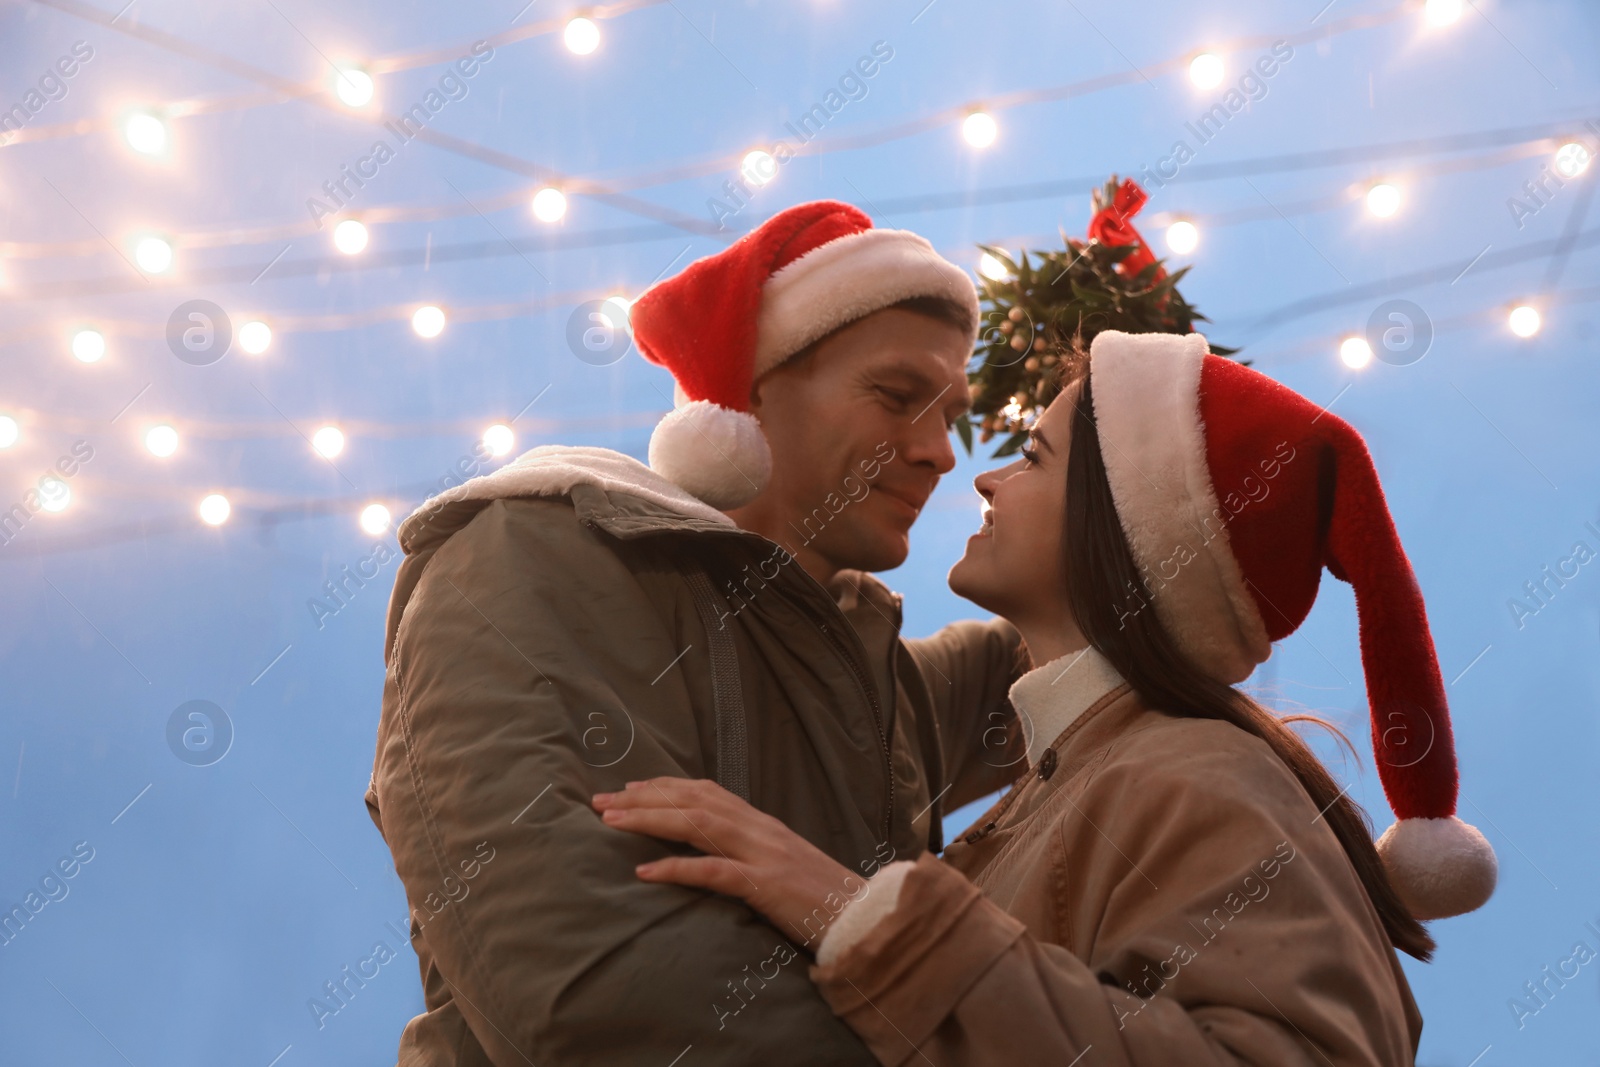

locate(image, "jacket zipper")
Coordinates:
819 618 894 846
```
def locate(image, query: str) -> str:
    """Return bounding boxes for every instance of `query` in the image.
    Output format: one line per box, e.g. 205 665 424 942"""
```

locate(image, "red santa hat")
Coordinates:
1088 329 1497 921
629 200 980 509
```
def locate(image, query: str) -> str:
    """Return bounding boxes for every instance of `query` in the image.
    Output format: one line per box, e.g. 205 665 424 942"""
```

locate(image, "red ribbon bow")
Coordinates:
1086 178 1164 283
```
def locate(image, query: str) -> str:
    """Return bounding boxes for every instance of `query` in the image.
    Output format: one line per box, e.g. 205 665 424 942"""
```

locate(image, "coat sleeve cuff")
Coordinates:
809 852 1027 1063
815 860 915 968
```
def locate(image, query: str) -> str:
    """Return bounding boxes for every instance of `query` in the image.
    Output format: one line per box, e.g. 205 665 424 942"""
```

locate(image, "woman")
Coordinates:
592 330 1498 1065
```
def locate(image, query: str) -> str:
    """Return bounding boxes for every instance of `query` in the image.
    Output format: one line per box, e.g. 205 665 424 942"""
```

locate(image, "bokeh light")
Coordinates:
144 424 179 457
564 17 601 54
1340 336 1374 368
1165 220 1200 254
412 305 446 338
71 328 106 363
198 493 230 525
962 111 997 147
360 503 392 534
239 320 272 354
1190 53 1225 88
1508 305 1542 338
312 425 345 458
333 219 369 254
483 423 515 457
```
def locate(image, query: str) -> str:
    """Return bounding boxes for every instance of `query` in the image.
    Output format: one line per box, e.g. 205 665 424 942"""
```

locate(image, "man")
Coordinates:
365 200 1024 1065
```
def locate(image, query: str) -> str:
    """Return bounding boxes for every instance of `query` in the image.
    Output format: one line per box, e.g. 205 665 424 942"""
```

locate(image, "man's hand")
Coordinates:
593 778 866 952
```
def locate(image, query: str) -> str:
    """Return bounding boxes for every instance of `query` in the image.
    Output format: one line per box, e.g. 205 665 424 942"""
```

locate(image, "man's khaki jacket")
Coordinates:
365 446 1021 1064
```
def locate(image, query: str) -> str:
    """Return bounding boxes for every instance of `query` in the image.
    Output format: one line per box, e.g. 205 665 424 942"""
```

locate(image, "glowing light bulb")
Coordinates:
1367 183 1401 218
1554 142 1591 179
1424 0 1463 26
312 426 345 458
135 236 173 274
239 320 272 354
334 68 374 107
71 329 106 363
0 415 16 449
978 252 1010 281
123 111 167 155
1340 336 1374 369
962 111 998 148
1508 305 1541 338
360 503 392 534
741 150 778 187
482 423 515 457
333 219 369 254
39 477 71 513
412 305 446 338
564 17 601 54
1189 53 1225 89
532 187 567 222
144 424 178 457
1165 220 1199 254
198 493 230 525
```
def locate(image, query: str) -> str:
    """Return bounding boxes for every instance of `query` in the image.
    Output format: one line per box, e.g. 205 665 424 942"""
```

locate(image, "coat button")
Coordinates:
1038 748 1058 780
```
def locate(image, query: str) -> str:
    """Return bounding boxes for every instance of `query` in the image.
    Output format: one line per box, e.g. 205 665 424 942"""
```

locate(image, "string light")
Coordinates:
962 111 997 148
198 493 230 525
1424 0 1463 26
977 252 1010 281
144 424 179 457
1189 53 1225 89
71 328 106 363
1508 305 1541 338
531 187 567 222
1165 220 1200 254
40 478 71 513
412 305 446 338
122 110 168 155
334 68 374 107
564 17 601 55
134 236 174 274
239 320 272 354
1340 336 1374 368
312 425 345 458
740 150 777 187
598 295 631 329
0 415 17 449
333 219 369 254
1554 142 1591 179
1366 182 1401 217
359 503 392 534
482 423 515 457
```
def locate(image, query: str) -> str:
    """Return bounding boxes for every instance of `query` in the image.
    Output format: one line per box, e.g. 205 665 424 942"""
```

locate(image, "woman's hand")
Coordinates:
592 777 867 953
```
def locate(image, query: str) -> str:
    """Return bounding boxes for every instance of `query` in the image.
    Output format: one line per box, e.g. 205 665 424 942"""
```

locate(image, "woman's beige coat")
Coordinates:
812 674 1424 1066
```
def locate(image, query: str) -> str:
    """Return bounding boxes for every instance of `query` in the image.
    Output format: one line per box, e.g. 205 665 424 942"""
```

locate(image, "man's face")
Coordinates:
734 306 971 577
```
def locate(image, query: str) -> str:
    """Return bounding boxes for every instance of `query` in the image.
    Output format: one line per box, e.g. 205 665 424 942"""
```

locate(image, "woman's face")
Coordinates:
948 388 1075 630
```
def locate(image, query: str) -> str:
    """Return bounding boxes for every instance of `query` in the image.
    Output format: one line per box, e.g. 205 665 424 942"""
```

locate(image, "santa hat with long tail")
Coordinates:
629 200 980 510
1088 329 1497 921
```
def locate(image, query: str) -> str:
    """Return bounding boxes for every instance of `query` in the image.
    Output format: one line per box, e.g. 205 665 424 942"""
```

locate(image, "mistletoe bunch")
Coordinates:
960 176 1238 457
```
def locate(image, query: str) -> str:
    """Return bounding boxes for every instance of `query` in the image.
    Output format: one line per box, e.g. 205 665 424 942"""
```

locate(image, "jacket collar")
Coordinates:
1009 645 1128 766
400 445 735 552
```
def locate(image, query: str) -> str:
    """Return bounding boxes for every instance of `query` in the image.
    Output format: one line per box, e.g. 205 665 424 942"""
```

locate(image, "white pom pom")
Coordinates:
648 400 772 511
1376 816 1498 920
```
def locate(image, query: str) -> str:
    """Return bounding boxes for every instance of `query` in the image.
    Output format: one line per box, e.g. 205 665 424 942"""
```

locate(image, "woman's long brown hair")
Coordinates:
1061 363 1436 961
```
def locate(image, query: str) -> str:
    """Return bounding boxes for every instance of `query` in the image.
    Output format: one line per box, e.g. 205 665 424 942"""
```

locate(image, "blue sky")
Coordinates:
1 0 1597 1063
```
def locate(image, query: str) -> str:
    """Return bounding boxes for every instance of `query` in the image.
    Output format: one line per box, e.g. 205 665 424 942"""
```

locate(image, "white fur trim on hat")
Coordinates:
648 400 772 511
814 860 914 968
1089 330 1272 683
753 228 980 377
1376 816 1498 920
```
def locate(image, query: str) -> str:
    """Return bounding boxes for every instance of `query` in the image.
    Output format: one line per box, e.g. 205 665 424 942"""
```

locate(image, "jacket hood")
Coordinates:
398 444 736 553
